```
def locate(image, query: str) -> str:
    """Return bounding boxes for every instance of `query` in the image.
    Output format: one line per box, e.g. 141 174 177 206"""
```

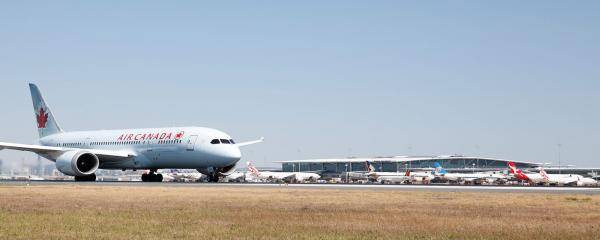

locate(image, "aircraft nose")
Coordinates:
222 146 242 162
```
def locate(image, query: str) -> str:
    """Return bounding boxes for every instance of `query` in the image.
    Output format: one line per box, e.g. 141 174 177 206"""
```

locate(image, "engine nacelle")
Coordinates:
197 163 237 177
219 163 237 176
55 151 99 176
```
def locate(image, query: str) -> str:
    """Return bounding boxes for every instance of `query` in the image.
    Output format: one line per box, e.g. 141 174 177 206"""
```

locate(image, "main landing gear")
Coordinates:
74 174 96 182
141 170 163 182
207 173 219 183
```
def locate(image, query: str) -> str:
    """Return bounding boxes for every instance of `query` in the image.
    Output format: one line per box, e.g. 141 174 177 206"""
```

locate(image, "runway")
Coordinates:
2 180 600 194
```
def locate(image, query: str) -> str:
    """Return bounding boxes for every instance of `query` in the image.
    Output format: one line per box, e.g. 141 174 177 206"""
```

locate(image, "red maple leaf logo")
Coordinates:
36 107 49 129
175 131 184 139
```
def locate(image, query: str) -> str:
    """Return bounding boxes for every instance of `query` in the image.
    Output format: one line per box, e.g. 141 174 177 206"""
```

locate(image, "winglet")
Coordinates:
236 137 264 147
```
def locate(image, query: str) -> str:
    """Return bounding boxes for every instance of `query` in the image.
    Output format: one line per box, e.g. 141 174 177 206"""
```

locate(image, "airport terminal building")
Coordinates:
277 155 542 174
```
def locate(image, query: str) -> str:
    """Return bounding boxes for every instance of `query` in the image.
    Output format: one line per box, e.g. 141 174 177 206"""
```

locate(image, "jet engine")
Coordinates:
55 150 99 176
219 163 237 176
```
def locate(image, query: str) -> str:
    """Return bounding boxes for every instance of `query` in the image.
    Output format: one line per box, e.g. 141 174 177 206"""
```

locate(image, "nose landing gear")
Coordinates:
207 172 219 182
197 167 222 182
141 169 163 182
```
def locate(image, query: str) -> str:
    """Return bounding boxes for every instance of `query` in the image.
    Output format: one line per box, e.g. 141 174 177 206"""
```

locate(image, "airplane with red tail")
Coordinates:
507 161 544 184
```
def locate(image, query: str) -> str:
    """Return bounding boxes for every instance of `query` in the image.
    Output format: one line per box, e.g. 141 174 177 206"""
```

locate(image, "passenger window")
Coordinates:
210 139 220 144
220 139 230 144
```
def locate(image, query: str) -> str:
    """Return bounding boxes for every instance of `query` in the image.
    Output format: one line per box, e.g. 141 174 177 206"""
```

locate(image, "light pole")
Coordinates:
557 144 562 174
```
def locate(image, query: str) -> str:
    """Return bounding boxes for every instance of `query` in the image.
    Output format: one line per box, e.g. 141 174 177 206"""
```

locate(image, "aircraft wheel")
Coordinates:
154 174 163 182
141 173 149 182
206 174 218 182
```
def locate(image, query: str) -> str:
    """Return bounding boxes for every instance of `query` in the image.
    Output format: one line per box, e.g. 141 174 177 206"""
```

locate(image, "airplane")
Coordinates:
365 161 434 184
507 162 545 184
404 170 435 184
222 171 246 182
364 161 411 184
573 175 598 186
159 169 204 182
246 161 320 183
539 168 597 186
0 83 263 182
433 162 507 184
341 162 383 182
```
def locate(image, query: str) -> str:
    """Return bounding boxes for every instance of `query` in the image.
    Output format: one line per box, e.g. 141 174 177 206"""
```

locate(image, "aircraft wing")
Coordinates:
0 142 61 153
235 137 264 147
0 142 134 158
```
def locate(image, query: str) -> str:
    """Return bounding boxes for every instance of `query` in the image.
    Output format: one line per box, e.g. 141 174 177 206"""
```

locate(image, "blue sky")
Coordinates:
1 1 599 168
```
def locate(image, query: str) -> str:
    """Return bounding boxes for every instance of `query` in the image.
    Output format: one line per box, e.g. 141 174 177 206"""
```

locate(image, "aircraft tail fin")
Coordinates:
434 162 447 174
246 161 260 175
508 162 521 174
29 83 63 138
366 161 376 173
539 168 549 180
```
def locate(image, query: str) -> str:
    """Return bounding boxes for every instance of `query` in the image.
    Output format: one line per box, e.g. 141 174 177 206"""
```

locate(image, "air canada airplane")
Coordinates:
0 84 263 182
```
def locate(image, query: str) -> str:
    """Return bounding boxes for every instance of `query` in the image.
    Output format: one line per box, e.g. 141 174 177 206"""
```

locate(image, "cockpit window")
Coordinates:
210 139 220 144
229 139 235 144
220 139 231 144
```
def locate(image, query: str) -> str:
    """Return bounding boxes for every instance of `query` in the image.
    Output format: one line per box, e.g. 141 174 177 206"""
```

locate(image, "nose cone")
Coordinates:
229 147 242 160
220 146 242 164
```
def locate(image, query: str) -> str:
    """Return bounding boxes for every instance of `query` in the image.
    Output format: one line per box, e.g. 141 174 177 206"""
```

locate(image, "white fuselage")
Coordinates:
543 173 597 186
249 171 320 182
520 172 546 183
439 172 507 182
37 126 242 170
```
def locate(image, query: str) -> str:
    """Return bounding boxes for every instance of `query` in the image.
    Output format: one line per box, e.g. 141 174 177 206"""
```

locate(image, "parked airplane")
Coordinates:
0 84 263 182
222 171 246 182
364 161 411 184
573 175 598 186
366 161 433 184
507 162 545 184
246 161 320 183
539 168 597 186
404 170 434 184
159 169 204 182
433 162 506 184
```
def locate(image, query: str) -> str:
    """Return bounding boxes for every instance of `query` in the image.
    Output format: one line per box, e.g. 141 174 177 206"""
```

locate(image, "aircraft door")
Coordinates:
186 135 198 151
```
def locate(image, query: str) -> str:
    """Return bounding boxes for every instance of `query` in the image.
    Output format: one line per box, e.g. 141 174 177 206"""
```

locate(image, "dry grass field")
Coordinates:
1 185 599 240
